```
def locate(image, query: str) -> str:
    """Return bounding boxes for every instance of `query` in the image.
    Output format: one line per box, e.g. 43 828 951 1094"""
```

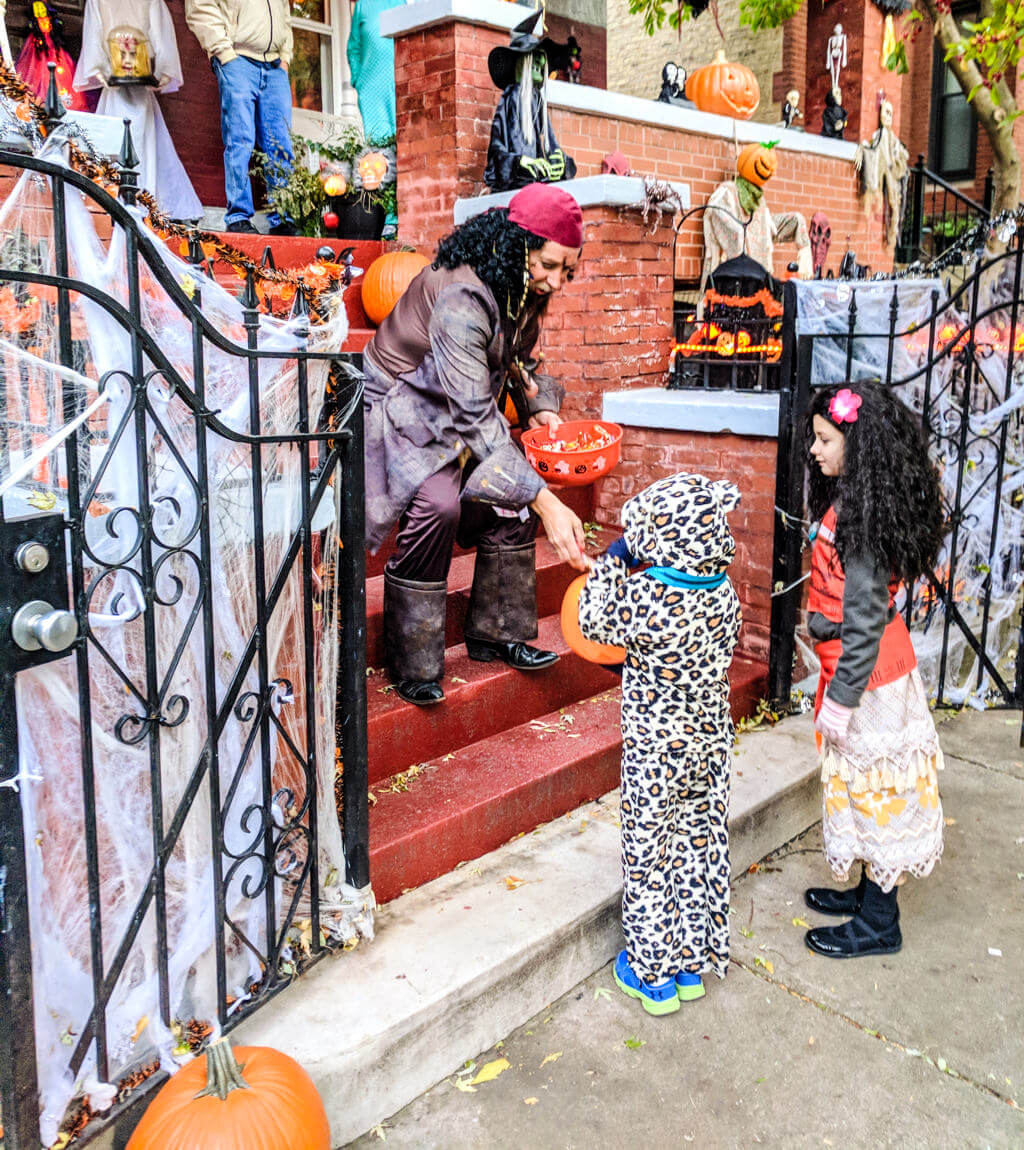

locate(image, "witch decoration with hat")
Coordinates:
484 10 577 192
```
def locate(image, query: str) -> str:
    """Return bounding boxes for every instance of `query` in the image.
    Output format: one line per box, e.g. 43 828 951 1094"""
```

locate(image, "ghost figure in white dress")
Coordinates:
74 0 202 220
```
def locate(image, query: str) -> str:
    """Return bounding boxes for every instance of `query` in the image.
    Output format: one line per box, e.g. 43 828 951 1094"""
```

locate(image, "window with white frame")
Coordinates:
289 0 339 114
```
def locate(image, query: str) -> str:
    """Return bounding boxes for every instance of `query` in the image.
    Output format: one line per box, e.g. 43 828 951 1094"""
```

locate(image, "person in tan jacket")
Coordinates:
185 0 297 234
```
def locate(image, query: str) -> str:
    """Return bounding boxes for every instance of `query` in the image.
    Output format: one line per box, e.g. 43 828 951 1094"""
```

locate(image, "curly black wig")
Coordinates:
433 208 548 328
805 382 945 585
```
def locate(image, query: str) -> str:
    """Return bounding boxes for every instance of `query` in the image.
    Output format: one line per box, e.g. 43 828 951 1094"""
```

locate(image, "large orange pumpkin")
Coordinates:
685 51 760 120
362 250 430 326
736 140 779 187
126 1040 330 1150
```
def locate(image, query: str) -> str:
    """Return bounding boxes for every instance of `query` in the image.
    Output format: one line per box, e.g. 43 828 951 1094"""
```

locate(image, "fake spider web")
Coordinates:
795 274 1024 710
0 135 369 1142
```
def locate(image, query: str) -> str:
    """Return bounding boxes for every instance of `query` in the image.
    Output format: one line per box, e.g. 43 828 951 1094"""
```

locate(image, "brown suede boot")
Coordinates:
383 570 447 705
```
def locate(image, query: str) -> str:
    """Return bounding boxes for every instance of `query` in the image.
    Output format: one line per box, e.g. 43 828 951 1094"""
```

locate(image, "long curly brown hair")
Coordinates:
805 382 946 584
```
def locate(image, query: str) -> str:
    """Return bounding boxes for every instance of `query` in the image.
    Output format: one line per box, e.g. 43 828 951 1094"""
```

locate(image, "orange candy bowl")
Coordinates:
521 420 623 487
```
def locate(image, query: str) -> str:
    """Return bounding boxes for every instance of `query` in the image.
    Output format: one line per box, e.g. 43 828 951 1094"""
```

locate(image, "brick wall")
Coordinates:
592 427 777 664
606 0 785 125
545 14 607 90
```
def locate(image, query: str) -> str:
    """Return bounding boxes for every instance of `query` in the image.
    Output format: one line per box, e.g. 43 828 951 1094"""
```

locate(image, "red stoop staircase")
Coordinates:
365 483 769 905
200 232 769 906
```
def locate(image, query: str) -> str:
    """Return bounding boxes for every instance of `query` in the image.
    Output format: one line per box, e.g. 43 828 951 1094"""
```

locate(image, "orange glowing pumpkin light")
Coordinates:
322 172 347 197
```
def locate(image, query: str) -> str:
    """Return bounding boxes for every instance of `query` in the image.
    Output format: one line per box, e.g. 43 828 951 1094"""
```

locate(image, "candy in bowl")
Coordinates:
520 420 623 487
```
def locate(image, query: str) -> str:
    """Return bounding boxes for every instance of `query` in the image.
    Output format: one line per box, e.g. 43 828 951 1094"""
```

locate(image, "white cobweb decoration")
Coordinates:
795 275 1024 711
0 140 370 1143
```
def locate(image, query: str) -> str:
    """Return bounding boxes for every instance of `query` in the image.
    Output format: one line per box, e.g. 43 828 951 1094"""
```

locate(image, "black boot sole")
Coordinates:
395 685 445 707
804 927 902 959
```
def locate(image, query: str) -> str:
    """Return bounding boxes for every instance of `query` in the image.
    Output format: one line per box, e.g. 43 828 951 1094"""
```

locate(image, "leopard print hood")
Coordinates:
621 472 741 574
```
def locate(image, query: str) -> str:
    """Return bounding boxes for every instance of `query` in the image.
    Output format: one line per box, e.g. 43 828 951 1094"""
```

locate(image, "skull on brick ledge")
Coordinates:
810 212 832 279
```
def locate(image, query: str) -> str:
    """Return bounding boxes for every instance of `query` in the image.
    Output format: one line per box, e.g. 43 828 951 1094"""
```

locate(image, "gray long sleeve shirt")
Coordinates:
808 551 892 709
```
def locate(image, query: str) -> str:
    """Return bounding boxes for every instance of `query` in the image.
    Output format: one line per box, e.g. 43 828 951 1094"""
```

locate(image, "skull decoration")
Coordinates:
809 212 831 278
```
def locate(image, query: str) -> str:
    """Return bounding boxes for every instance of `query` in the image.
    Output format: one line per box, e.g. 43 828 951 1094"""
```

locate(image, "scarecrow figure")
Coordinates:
484 11 577 192
701 140 811 296
854 97 909 248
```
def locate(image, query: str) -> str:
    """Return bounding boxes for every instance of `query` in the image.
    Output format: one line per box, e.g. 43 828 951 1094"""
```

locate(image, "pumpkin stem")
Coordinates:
194 1039 251 1101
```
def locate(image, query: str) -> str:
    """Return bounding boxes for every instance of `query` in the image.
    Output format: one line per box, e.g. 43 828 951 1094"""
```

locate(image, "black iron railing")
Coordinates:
897 155 993 266
0 123 367 1146
769 235 1024 749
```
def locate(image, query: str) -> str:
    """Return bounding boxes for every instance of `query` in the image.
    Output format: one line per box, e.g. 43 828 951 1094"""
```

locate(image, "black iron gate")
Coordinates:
770 227 1024 746
0 140 367 1146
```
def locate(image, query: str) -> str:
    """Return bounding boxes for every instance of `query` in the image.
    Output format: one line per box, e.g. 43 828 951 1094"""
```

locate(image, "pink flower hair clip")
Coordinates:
829 387 862 425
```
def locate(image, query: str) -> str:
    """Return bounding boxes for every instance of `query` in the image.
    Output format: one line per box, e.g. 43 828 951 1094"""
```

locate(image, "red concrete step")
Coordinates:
365 533 613 669
368 690 623 905
367 613 620 785
365 482 598 579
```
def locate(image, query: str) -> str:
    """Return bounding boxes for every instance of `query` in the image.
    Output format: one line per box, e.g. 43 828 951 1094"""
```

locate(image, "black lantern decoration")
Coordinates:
669 254 784 391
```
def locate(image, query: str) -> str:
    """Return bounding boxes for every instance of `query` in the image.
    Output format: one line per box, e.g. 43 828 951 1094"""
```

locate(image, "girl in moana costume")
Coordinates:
803 383 946 959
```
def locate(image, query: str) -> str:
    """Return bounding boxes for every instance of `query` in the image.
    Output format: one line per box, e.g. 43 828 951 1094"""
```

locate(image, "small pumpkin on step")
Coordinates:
126 1038 330 1150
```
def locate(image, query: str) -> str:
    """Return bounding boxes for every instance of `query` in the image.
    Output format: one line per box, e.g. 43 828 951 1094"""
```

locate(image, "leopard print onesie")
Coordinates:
578 474 741 985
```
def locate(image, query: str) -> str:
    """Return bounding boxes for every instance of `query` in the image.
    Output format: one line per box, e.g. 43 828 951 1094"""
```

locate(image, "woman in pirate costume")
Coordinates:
804 383 946 958
362 182 588 707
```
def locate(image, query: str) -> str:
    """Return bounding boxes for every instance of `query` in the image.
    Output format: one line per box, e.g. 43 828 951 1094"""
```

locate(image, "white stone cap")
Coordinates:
381 0 528 38
0 109 124 155
547 80 859 163
454 174 691 225
602 387 780 438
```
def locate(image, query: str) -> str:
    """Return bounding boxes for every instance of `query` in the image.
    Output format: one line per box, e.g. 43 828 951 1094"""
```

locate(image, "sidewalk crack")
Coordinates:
730 957 1022 1113
946 753 1024 782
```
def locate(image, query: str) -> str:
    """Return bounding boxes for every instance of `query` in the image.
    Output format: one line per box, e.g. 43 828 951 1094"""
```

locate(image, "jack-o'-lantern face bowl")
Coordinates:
521 420 623 487
736 140 779 187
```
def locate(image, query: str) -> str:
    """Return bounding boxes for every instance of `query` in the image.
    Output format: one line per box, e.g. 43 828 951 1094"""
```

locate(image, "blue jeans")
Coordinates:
213 55 294 226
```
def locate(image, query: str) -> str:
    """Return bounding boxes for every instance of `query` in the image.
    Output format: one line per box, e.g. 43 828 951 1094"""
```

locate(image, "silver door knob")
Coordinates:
11 600 78 653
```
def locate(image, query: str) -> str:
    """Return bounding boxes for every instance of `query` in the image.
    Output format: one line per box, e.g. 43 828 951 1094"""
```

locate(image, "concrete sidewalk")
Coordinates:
348 707 1024 1150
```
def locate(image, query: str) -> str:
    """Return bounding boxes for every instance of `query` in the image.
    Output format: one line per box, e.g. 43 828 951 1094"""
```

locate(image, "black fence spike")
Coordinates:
186 233 205 266
43 61 65 130
291 283 309 320
260 245 276 271
240 267 260 313
117 119 140 205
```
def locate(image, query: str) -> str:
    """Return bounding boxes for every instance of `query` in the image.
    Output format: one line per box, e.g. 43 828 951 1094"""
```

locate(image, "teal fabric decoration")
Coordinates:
347 0 404 141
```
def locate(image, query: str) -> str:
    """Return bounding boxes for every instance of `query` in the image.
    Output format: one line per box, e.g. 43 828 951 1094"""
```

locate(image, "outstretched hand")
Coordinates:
531 487 588 571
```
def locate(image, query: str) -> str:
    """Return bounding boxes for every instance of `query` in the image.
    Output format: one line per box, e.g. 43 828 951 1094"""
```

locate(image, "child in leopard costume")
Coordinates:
577 473 741 1015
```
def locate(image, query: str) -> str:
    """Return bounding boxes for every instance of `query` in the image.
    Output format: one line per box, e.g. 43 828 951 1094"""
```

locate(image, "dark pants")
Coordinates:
385 461 538 582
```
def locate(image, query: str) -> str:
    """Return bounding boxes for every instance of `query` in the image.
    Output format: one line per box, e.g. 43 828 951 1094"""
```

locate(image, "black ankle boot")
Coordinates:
466 637 558 670
805 879 901 959
805 868 867 916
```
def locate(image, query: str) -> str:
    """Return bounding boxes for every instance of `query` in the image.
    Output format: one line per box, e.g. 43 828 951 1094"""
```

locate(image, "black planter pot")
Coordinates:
329 193 385 240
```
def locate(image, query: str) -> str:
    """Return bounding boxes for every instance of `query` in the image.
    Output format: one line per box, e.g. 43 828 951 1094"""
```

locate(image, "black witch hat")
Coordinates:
487 11 572 90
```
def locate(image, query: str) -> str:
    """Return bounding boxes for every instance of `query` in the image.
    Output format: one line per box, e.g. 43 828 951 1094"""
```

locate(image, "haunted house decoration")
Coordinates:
670 254 784 391
484 11 577 192
15 2 90 109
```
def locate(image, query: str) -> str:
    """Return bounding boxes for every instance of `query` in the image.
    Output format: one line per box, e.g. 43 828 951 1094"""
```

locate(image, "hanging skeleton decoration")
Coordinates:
854 96 910 248
484 11 577 192
809 211 831 277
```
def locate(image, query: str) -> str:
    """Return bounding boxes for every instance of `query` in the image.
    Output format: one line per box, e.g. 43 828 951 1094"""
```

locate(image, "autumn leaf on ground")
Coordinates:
754 955 775 974
739 927 754 939
453 1078 477 1093
624 1036 645 1050
539 1051 563 1068
944 817 957 826
791 916 810 928
469 1057 510 1085
505 875 525 890
369 1123 389 1141
594 987 612 1001
524 1097 539 1105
